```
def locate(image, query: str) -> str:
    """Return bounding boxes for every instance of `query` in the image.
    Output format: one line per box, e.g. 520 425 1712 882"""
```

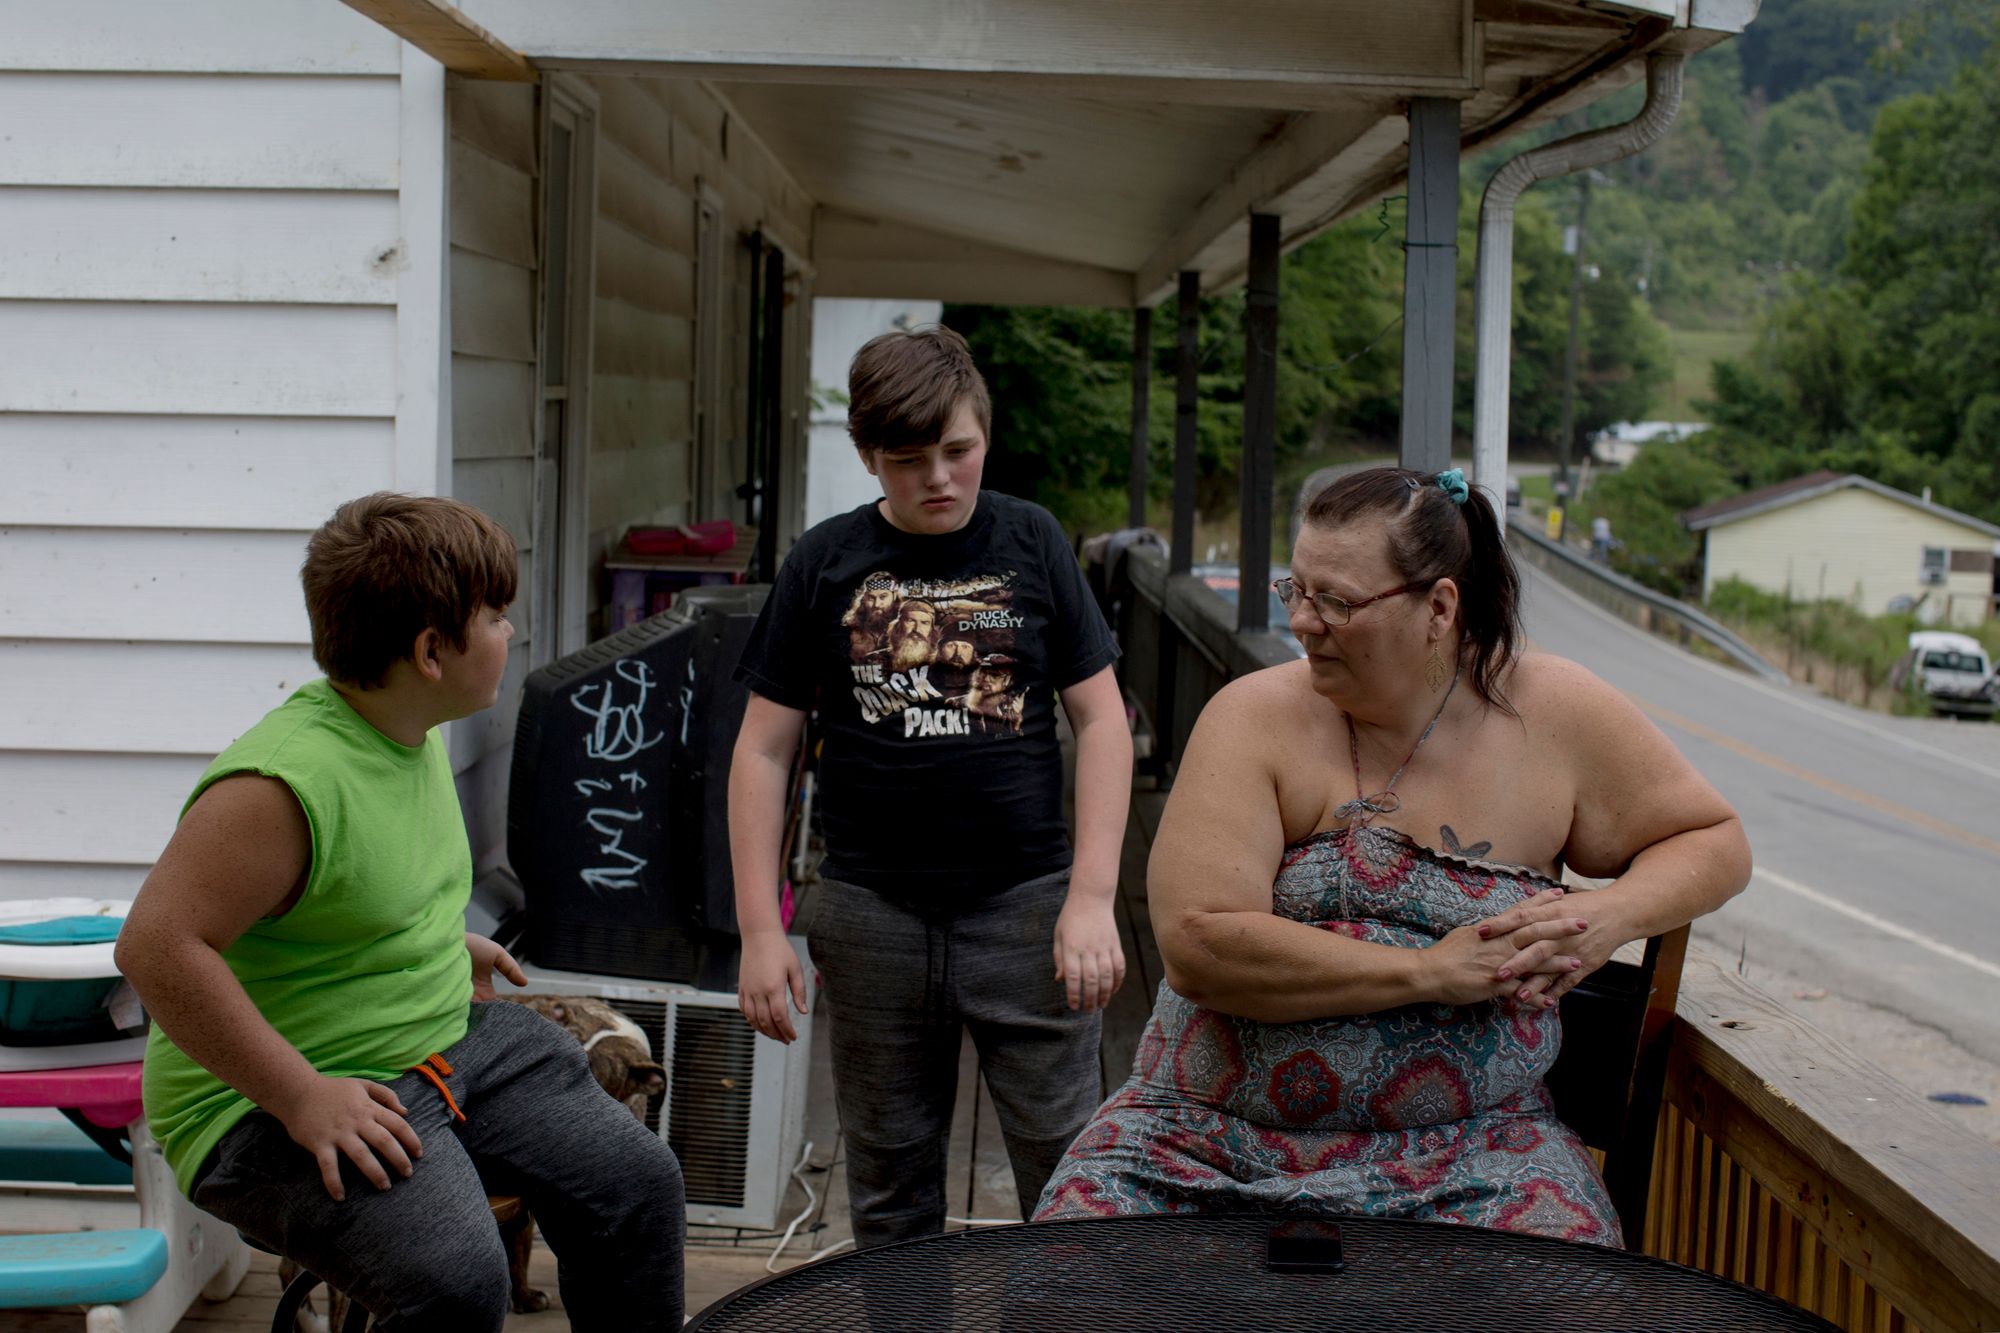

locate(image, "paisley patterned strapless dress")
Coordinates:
1034 824 1620 1245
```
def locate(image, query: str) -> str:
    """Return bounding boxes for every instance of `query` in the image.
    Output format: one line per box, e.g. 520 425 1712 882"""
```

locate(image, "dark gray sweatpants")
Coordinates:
807 870 1103 1249
190 999 684 1331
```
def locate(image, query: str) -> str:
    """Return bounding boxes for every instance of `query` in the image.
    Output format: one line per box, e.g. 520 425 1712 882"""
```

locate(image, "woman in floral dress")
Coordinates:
1036 468 1750 1245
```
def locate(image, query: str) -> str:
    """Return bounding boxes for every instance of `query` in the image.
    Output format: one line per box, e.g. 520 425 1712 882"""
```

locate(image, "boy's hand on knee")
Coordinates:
1053 897 1127 1012
270 1075 424 1201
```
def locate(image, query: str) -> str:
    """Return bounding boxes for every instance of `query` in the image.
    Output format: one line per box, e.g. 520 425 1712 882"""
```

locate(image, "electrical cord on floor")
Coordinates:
765 1138 820 1270
768 1128 1022 1271
803 1237 855 1264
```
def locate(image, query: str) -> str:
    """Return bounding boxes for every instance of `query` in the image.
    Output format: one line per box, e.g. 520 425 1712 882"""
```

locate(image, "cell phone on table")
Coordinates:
1265 1218 1346 1274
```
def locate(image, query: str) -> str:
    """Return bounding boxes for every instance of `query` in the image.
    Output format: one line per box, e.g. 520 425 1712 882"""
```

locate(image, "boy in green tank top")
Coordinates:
118 494 685 1331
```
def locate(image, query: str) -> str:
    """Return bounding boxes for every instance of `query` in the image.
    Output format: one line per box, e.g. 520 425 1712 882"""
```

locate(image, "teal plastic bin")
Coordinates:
0 904 133 1050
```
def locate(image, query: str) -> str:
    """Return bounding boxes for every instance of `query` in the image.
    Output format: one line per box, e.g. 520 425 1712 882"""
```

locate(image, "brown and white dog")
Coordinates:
285 994 667 1326
505 993 667 1121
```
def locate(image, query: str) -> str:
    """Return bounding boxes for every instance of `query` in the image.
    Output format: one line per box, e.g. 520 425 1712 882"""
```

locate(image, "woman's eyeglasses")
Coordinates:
1271 577 1427 626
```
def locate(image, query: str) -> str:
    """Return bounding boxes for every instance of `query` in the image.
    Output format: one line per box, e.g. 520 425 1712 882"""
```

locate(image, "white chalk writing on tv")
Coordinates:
568 659 662 893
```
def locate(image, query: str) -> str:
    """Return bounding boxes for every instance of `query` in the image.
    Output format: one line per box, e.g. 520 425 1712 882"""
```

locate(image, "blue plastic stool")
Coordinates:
0 1230 168 1308
0 1113 250 1332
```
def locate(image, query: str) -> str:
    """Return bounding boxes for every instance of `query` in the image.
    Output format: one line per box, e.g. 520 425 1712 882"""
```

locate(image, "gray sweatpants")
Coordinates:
807 870 1103 1249
190 999 684 1331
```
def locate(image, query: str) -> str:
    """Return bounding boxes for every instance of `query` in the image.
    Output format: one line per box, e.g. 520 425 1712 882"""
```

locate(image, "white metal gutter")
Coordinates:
1469 51 1685 512
1582 0 1761 31
1689 0 1762 34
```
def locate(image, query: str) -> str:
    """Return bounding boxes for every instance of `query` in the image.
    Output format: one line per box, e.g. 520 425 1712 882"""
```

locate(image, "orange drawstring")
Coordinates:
411 1054 465 1123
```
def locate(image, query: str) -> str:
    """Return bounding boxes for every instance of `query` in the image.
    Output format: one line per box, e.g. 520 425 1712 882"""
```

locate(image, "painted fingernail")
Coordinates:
1517 987 1532 1001
1569 959 1581 970
1476 926 1491 938
1497 967 1512 980
1575 920 1588 931
1542 997 1556 1008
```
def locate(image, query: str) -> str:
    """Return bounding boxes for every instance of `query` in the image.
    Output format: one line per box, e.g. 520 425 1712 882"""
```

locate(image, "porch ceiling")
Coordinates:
710 85 1292 275
432 0 1757 307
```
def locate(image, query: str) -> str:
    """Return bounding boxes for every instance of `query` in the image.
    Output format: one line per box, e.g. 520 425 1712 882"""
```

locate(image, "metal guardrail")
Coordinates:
1507 518 1791 686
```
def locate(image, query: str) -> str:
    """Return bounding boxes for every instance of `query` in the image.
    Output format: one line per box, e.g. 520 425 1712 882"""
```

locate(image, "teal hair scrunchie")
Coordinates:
1435 468 1469 505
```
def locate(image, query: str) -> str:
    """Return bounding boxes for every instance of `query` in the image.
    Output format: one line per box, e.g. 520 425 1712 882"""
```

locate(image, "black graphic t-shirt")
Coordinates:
735 492 1119 900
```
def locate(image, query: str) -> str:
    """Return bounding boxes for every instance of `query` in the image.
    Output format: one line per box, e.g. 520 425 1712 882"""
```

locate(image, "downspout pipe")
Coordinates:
1471 52 1685 512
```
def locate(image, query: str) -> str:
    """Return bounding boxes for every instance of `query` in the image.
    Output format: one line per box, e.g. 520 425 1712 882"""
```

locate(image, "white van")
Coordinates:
1898 631 1996 718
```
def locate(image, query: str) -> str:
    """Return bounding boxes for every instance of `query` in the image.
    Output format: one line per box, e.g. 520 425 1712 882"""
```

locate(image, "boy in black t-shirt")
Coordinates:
728 325 1133 1247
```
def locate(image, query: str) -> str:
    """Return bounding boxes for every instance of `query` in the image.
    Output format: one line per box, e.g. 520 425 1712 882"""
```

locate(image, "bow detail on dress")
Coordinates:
1331 791 1403 822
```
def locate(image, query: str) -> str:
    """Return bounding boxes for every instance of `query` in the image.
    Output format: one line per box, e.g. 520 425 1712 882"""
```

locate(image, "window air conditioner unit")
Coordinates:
519 953 814 1231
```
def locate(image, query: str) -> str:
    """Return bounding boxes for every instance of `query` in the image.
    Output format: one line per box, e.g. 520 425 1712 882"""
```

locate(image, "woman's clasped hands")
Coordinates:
1423 886 1600 1010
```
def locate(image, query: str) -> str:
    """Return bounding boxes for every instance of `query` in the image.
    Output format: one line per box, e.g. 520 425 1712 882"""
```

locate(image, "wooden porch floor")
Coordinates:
0 792 1172 1331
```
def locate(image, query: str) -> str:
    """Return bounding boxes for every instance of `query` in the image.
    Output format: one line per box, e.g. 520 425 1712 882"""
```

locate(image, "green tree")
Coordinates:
1696 43 2000 508
947 203 1412 531
1840 57 2000 455
1738 0 1894 104
1759 85 1868 217
1582 440 1737 594
941 304 1136 531
1946 395 2000 517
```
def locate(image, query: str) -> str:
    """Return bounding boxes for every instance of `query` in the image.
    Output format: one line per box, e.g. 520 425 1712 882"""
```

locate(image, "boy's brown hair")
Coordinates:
846 324 992 455
303 493 518 688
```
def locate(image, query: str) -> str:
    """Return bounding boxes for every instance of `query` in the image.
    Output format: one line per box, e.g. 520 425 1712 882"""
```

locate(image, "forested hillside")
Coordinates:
1583 2 1998 594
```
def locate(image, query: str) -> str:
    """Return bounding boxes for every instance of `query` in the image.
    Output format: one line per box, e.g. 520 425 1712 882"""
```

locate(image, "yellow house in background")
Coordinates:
1683 470 2000 626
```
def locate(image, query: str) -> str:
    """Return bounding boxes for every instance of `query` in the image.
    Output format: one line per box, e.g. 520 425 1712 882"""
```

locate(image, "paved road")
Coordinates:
1518 564 2000 1064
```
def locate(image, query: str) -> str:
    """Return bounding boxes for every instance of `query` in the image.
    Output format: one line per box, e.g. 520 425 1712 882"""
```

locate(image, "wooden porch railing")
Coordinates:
1102 544 1292 778
1652 954 2000 1332
1093 541 2000 1332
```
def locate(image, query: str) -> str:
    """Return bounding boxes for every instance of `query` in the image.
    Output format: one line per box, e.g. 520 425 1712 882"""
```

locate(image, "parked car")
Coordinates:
1894 631 1996 718
1191 563 1303 657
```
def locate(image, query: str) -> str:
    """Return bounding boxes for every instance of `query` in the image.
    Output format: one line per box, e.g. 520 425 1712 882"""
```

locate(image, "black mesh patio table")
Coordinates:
687 1214 1841 1331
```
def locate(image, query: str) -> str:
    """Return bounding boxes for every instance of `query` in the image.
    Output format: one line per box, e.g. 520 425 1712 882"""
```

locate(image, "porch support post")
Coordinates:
756 244 785 582
1238 213 1279 635
1400 96 1460 474
1170 271 1200 576
1129 307 1153 530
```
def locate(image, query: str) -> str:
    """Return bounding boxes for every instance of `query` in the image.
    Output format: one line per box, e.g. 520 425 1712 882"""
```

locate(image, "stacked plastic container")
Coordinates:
0 898 145 1072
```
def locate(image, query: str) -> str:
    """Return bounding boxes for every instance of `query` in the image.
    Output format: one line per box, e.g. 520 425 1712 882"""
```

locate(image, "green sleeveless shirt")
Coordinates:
142 680 473 1193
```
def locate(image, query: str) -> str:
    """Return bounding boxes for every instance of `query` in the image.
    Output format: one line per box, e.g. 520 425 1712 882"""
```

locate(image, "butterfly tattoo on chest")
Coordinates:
1439 824 1493 859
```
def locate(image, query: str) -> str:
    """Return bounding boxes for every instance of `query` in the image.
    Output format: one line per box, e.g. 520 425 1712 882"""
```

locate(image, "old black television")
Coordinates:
508 585 767 988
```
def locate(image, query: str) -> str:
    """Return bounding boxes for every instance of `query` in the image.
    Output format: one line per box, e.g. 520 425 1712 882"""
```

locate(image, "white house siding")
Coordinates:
587 75 705 593
0 0 445 902
1703 488 1996 625
443 71 816 876
585 75 815 562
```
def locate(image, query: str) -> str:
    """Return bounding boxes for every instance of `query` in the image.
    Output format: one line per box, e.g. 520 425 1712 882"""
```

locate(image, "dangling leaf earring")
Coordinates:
1424 644 1449 692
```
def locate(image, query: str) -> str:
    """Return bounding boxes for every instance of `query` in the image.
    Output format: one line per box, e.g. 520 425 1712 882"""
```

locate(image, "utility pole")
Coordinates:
1557 172 1592 513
